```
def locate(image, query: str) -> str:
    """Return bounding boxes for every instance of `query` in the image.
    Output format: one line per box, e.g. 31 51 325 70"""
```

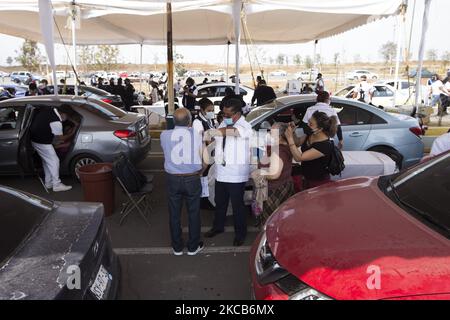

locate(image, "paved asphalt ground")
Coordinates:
0 139 259 300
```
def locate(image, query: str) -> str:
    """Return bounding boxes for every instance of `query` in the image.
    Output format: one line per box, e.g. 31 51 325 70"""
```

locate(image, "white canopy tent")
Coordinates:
0 0 404 112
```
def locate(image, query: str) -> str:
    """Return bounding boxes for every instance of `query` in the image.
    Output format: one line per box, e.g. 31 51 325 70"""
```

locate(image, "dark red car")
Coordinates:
250 152 450 300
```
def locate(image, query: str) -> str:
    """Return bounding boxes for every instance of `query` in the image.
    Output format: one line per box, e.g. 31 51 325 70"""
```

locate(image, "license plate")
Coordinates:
90 265 112 300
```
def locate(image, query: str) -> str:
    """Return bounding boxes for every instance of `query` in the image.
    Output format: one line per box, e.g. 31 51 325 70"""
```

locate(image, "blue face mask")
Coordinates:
224 118 234 126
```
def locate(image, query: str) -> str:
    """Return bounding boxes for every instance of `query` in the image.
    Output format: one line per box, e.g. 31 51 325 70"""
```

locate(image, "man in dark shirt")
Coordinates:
251 80 277 106
30 107 73 192
220 87 246 112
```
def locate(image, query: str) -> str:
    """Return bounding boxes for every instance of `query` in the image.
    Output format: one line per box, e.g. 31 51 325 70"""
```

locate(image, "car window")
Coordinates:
198 87 216 98
0 188 51 264
373 86 394 97
336 86 354 97
332 103 373 126
391 153 450 233
80 100 126 120
0 107 21 130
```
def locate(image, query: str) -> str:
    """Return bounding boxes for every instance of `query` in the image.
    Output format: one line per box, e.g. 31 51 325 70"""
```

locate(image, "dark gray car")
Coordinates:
0 95 151 177
0 185 120 300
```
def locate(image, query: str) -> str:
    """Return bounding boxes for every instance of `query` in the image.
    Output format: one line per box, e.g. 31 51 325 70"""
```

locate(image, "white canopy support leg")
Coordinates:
71 3 78 96
139 43 143 92
233 0 242 95
393 2 407 109
226 40 230 83
414 0 432 114
312 39 318 81
38 0 58 96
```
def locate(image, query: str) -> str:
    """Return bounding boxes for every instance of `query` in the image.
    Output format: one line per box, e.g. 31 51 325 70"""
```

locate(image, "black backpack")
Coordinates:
326 140 345 176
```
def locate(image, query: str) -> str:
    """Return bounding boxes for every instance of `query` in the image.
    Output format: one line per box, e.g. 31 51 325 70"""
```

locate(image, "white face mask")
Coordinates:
205 112 215 120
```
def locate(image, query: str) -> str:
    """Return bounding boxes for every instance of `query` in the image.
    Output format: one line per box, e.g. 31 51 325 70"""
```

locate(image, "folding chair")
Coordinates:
112 153 154 227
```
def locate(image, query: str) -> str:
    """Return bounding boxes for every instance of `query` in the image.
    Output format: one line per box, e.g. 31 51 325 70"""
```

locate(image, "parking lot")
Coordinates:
0 139 258 300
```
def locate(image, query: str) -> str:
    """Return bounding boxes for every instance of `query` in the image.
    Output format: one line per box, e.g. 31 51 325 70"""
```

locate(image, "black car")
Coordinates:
0 185 120 299
58 85 125 110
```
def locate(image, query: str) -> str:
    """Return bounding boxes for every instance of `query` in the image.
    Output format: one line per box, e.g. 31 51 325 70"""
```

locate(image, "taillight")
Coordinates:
114 130 136 139
101 98 113 104
409 127 423 137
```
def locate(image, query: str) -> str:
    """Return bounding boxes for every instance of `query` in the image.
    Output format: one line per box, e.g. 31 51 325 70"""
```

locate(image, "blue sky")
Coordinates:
0 0 448 67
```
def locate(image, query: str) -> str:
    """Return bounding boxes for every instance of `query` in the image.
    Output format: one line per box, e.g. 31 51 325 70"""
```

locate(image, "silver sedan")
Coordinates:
0 95 151 177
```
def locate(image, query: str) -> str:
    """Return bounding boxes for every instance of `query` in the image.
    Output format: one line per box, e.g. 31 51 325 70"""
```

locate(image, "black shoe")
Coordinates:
204 229 223 238
233 238 245 247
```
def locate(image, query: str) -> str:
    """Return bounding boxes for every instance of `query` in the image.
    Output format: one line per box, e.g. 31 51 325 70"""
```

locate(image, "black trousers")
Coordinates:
213 181 247 241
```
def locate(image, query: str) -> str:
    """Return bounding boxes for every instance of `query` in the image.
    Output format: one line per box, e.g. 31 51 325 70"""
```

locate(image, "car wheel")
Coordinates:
372 76 378 80
354 76 359 81
368 146 403 170
70 154 102 180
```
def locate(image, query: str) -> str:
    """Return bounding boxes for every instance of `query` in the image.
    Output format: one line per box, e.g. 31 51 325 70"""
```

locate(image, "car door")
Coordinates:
0 105 24 173
331 102 372 150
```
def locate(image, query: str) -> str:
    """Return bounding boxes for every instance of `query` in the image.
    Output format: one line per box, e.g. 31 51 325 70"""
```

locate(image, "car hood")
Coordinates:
0 202 103 300
266 177 450 300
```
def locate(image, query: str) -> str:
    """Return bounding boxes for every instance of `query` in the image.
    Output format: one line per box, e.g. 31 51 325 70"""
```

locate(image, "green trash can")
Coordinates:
77 163 115 217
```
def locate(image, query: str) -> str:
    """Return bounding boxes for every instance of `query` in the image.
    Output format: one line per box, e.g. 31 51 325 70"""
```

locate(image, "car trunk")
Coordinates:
0 202 113 300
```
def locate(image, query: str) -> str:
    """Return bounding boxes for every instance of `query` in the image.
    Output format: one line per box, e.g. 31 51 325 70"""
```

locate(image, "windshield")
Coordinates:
0 187 52 264
246 100 279 123
387 153 450 232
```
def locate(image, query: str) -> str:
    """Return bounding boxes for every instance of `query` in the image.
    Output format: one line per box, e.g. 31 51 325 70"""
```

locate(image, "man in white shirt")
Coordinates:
430 132 450 157
430 74 450 116
302 91 344 149
204 98 252 246
352 75 375 104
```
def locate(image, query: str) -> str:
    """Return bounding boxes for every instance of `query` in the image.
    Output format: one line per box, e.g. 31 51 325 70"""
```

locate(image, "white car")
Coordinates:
95 71 107 79
346 70 378 81
294 69 319 80
0 71 8 78
209 69 226 77
106 72 119 79
335 83 414 108
196 83 255 114
269 70 287 77
184 70 205 78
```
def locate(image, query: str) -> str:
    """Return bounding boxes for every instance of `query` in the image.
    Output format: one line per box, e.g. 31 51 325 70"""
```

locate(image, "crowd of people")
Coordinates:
160 90 342 255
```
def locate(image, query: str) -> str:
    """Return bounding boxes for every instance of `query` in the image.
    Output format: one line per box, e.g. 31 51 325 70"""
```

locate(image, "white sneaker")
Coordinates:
45 183 53 189
187 242 204 256
53 183 72 192
173 249 183 256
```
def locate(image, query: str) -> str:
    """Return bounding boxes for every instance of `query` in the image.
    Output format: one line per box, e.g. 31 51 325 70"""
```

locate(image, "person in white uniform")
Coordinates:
29 107 72 192
353 75 375 104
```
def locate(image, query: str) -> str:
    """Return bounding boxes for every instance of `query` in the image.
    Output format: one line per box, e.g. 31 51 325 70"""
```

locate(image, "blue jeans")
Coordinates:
167 174 201 252
213 181 247 241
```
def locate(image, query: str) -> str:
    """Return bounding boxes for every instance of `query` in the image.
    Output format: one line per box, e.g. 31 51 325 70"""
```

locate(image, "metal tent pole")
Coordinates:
166 1 175 115
233 0 242 94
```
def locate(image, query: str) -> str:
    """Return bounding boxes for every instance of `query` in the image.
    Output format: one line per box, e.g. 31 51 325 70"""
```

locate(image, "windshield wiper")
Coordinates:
388 179 450 236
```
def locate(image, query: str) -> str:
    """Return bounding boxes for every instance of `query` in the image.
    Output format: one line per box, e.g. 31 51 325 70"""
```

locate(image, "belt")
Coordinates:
171 171 201 177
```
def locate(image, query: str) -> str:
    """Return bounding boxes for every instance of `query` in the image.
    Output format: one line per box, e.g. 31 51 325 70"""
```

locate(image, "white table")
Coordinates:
332 151 397 181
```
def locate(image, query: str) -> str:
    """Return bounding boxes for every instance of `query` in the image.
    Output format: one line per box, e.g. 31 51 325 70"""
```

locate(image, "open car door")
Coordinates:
17 104 36 175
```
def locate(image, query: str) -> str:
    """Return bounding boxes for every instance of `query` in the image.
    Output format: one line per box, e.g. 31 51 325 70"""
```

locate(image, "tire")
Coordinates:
368 146 403 170
70 154 102 180
354 76 359 81
372 76 378 80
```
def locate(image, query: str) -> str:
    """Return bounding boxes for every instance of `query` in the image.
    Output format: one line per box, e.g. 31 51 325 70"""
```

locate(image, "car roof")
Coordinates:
0 95 89 106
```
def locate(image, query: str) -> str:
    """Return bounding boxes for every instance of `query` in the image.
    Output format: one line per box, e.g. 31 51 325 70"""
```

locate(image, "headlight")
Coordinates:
255 230 332 300
255 230 288 285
